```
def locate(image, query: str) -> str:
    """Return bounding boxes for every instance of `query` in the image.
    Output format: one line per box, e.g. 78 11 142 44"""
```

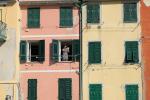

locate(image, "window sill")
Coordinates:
87 22 100 25
88 63 101 65
59 26 73 28
123 62 139 65
27 26 41 29
21 61 44 64
58 61 74 63
123 21 137 23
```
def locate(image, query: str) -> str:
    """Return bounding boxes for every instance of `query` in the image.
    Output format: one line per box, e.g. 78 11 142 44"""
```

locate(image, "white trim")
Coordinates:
21 34 79 38
20 69 79 73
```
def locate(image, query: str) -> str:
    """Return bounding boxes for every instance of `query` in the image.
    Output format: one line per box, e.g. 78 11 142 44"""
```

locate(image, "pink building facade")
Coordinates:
19 1 79 100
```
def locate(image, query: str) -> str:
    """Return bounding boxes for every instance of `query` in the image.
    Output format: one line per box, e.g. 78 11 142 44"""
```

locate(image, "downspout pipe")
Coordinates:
79 1 83 100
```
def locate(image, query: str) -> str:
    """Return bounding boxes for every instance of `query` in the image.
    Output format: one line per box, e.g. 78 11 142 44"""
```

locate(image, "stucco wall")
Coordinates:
0 1 21 100
20 72 79 100
141 0 150 100
82 1 142 100
20 4 79 100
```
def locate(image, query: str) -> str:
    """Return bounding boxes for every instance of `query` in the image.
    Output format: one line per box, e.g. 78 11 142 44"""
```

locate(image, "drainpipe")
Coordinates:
74 0 83 100
79 1 83 100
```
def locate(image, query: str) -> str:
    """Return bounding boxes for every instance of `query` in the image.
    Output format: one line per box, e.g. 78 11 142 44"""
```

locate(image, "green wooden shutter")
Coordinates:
28 79 37 100
94 42 101 63
89 84 102 100
124 3 137 22
72 40 80 61
125 43 132 62
125 41 139 63
65 79 72 100
89 42 101 64
28 8 40 28
59 79 65 100
87 4 100 23
132 42 139 63
52 40 59 62
38 40 45 62
60 7 73 27
20 41 27 62
125 85 139 100
59 78 72 100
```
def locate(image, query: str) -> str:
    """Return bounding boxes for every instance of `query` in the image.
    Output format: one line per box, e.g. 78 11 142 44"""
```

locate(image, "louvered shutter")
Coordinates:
60 7 73 27
89 84 102 100
94 42 101 63
125 41 139 63
52 40 59 62
124 3 137 22
38 40 45 62
59 78 72 100
89 42 101 64
87 4 100 23
20 41 27 62
125 85 139 100
28 79 37 100
28 8 40 28
72 40 80 61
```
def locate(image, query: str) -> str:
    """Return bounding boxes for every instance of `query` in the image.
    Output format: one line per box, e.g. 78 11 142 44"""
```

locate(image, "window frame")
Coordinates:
125 84 139 100
89 84 102 100
51 39 80 62
86 3 100 24
59 6 73 28
88 41 101 64
124 41 139 64
123 2 138 23
27 7 40 28
20 40 45 63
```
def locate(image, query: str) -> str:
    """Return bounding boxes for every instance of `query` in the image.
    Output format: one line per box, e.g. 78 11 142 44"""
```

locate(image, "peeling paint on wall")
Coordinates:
144 0 150 6
0 27 16 81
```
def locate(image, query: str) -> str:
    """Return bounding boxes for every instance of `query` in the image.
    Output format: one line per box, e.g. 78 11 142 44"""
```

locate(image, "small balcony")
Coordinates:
0 21 7 42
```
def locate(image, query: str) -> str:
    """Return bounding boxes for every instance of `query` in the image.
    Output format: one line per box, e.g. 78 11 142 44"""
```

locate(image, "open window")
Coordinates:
51 40 80 62
20 40 45 63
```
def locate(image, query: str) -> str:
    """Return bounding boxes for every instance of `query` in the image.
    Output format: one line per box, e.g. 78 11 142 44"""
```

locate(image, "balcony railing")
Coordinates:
0 21 7 42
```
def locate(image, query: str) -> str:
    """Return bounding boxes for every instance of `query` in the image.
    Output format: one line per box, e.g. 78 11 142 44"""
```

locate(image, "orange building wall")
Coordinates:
141 0 150 99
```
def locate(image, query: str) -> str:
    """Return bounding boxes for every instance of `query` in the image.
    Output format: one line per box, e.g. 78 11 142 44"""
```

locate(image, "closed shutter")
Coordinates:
89 84 102 100
88 42 101 64
125 85 139 100
52 40 59 62
132 42 139 63
60 7 73 27
124 3 137 22
72 40 80 61
28 8 40 28
20 41 27 62
87 4 100 23
125 44 132 61
59 78 72 100
28 79 37 100
125 41 139 63
38 40 45 62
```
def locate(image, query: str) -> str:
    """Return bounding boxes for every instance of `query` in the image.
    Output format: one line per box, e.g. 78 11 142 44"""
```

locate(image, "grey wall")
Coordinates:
0 27 16 81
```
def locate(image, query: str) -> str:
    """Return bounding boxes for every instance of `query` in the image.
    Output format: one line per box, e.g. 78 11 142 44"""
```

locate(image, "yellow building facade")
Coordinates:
0 0 20 100
82 1 142 100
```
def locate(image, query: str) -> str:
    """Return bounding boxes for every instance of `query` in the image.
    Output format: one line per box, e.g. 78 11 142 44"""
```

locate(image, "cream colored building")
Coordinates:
0 0 21 100
82 1 142 100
